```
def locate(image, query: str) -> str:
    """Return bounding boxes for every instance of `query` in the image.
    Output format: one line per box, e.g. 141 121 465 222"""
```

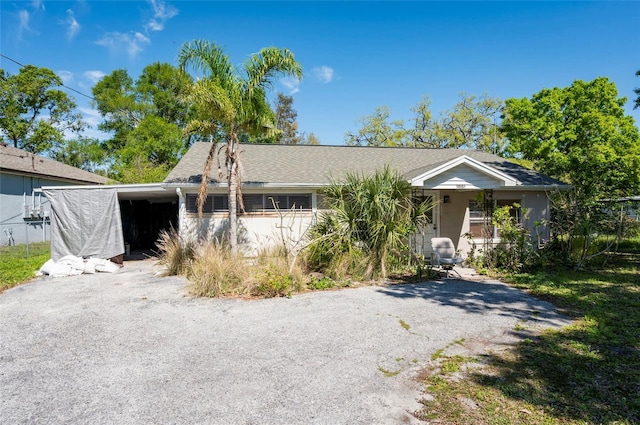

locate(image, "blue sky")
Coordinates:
2 0 639 146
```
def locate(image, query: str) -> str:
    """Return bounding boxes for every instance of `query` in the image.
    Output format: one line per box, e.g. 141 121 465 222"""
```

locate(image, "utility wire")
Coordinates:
0 53 96 101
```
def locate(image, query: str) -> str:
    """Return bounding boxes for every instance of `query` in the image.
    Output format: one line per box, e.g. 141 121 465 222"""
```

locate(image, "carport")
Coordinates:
40 183 178 260
116 184 178 255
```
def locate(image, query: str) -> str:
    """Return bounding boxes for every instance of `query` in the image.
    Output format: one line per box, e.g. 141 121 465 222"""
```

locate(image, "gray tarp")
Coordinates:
43 188 124 261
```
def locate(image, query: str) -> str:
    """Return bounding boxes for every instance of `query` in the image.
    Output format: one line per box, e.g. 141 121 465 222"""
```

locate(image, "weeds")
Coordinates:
156 230 365 298
253 265 294 298
378 366 401 377
306 276 350 290
399 319 410 331
415 240 640 424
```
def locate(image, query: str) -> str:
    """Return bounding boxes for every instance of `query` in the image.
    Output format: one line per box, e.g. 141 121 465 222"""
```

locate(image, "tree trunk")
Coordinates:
227 134 239 254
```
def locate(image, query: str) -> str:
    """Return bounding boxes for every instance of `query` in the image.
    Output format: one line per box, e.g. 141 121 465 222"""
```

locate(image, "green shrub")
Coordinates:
305 166 435 280
253 265 294 297
307 276 337 290
494 204 532 271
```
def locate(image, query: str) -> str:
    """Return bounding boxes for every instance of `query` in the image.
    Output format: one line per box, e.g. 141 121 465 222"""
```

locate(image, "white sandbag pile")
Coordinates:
38 255 120 277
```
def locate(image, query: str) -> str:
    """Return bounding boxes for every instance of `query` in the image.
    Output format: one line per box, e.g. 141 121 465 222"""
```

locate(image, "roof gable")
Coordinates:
410 155 519 189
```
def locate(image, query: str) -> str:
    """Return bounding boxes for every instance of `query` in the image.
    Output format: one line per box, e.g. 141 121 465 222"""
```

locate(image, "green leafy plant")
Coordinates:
254 265 294 298
491 203 533 272
305 166 436 280
307 276 337 290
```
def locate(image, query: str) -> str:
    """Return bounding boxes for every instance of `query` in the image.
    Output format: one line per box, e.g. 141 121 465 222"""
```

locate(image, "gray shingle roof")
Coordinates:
165 143 567 188
0 144 110 184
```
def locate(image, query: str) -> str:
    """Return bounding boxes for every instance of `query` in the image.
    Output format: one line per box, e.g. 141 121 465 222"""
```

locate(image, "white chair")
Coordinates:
430 237 463 278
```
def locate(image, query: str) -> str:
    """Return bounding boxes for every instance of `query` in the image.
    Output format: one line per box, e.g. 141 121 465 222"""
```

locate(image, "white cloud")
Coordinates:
145 0 178 32
65 9 81 40
313 66 334 83
58 70 74 84
15 0 45 41
32 0 44 11
96 31 151 59
79 107 102 129
78 107 110 140
84 70 106 84
18 10 31 37
280 76 301 95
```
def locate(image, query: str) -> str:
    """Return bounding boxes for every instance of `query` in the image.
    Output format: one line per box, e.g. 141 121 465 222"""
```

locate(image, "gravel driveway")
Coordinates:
0 260 569 424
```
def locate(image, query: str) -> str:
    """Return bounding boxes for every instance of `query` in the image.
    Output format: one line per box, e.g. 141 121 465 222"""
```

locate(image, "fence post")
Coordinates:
25 222 29 257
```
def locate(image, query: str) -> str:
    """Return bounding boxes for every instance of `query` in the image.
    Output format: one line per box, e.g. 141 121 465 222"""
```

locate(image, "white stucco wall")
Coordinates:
177 189 317 256
176 187 551 260
181 213 316 256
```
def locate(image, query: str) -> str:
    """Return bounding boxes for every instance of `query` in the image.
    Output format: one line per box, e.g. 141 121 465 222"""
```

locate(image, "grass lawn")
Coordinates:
416 242 640 424
0 242 50 292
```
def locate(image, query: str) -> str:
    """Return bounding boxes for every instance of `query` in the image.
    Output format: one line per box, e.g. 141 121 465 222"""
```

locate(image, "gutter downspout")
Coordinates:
176 188 185 239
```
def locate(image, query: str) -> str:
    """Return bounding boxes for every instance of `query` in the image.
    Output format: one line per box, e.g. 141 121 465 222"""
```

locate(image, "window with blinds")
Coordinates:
185 193 312 214
243 194 312 212
185 194 229 213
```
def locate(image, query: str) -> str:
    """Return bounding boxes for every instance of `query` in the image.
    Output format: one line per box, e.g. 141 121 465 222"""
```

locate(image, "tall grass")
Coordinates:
155 227 309 298
155 228 196 276
189 243 250 297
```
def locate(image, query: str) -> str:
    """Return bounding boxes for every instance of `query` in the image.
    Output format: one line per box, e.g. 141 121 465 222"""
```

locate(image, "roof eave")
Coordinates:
162 182 325 190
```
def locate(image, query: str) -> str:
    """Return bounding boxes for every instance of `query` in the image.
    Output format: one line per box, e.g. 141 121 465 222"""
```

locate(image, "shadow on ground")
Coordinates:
377 278 565 326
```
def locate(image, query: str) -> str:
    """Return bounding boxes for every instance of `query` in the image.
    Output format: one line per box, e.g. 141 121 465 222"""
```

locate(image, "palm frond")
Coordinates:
239 90 278 137
243 47 303 93
178 39 236 87
183 119 219 138
186 79 237 125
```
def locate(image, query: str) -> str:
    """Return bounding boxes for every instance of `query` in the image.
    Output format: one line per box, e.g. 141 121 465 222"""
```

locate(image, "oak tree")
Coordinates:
0 65 84 154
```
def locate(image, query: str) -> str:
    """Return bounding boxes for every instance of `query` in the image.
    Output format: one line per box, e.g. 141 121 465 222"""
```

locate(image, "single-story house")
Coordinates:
39 143 569 261
0 143 109 245
163 143 569 258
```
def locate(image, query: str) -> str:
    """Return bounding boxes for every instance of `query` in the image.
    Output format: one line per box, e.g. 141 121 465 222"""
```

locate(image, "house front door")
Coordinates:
410 190 438 258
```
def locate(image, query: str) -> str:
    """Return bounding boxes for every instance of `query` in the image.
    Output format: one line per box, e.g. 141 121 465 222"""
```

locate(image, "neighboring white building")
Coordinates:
0 144 109 246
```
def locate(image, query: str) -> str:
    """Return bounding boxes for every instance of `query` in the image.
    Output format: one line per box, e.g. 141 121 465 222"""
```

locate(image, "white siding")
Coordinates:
423 164 504 190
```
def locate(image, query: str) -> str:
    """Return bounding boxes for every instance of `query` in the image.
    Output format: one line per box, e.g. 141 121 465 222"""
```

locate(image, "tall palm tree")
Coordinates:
178 40 303 253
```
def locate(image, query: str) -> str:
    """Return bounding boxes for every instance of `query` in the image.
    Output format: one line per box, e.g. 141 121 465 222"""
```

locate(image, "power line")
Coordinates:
0 53 96 101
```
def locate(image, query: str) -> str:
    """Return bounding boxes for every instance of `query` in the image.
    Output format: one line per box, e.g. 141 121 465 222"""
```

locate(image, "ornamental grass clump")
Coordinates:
155 228 196 276
188 242 249 297
187 243 305 298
